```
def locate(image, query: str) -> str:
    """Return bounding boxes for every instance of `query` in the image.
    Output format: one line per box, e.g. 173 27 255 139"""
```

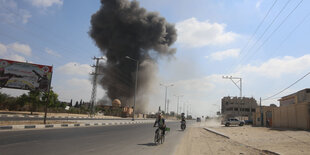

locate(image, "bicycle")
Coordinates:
154 126 165 145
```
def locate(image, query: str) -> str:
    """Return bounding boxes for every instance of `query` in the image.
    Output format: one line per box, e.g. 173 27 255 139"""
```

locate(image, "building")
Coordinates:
253 89 310 130
272 88 310 130
278 88 310 106
221 96 258 120
253 104 277 126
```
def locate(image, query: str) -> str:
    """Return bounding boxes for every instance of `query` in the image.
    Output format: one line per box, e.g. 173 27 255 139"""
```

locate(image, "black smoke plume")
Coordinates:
89 0 177 112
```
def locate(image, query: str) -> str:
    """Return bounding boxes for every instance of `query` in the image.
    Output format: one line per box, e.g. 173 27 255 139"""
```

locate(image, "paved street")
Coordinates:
0 121 188 155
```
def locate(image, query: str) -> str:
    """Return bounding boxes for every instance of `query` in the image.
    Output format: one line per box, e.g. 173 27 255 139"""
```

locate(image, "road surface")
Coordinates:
0 121 189 155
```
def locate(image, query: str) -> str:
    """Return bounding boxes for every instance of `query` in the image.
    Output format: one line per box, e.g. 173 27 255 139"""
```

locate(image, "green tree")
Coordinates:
42 90 60 108
28 90 42 115
69 99 73 107
0 92 9 109
74 101 79 108
15 94 29 110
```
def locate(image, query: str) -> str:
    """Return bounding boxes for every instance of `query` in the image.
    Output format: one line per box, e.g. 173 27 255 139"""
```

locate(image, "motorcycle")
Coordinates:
180 120 186 130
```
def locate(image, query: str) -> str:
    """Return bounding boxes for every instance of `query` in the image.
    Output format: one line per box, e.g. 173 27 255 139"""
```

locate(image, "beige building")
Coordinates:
272 102 310 129
253 104 277 126
254 88 310 130
279 88 310 106
221 96 258 120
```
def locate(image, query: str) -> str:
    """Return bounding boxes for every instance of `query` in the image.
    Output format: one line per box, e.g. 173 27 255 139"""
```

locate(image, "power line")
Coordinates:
236 0 291 70
239 0 278 57
263 71 310 100
247 0 304 60
226 0 278 73
269 3 310 58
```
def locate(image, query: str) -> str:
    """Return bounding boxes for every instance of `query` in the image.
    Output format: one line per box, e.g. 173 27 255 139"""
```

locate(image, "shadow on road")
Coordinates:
177 129 185 132
137 143 157 146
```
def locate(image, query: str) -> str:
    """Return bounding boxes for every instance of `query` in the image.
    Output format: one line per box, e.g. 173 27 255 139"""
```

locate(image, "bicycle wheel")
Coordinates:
161 134 165 144
154 132 159 144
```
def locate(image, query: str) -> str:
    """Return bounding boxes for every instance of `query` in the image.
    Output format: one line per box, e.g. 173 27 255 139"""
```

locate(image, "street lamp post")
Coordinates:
222 76 242 97
160 83 174 114
174 95 183 116
212 104 221 116
125 56 139 121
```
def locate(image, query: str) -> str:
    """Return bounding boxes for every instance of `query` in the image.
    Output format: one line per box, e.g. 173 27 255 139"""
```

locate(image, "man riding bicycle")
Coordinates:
153 113 166 136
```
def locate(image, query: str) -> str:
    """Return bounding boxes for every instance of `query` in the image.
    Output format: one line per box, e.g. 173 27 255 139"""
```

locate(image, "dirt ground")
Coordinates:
174 127 268 155
203 120 310 155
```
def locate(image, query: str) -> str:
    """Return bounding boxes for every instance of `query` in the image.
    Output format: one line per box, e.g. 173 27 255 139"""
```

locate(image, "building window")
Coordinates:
226 108 233 111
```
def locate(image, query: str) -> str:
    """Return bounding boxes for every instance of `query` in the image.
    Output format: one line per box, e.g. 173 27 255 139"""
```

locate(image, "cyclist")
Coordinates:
153 113 166 136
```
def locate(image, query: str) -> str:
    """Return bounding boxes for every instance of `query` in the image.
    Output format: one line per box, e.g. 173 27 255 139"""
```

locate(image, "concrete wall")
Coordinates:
272 102 310 130
253 106 276 126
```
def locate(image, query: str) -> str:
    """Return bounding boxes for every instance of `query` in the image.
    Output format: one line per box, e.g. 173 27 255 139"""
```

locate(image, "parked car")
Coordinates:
244 120 253 125
223 118 244 126
196 117 201 122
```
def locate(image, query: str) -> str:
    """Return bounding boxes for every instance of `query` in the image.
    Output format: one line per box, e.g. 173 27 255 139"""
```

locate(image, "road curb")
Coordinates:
262 150 280 155
203 127 230 139
0 114 141 120
0 120 153 131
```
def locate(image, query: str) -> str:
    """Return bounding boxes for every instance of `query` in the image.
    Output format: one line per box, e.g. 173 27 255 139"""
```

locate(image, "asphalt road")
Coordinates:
0 121 189 155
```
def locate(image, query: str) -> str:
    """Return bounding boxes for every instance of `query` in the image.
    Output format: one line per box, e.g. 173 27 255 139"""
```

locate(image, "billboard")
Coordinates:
0 59 52 92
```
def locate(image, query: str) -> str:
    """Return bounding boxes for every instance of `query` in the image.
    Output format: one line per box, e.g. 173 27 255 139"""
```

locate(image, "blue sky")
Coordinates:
1 0 310 117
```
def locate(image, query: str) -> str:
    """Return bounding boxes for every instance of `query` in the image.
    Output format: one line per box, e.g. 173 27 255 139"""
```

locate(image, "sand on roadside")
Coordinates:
174 127 268 155
205 120 310 155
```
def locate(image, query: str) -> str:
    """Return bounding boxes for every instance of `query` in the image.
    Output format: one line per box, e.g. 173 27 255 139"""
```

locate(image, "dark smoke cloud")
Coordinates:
89 0 177 112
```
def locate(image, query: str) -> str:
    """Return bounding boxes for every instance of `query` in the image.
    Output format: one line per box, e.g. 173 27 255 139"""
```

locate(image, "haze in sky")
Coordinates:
1 0 310 117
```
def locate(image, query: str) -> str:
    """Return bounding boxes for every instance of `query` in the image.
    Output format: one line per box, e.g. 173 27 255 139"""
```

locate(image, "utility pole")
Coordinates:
222 76 242 97
223 76 243 119
174 95 183 116
160 83 174 114
186 104 189 118
90 56 105 116
125 56 139 121
260 97 263 126
167 99 169 114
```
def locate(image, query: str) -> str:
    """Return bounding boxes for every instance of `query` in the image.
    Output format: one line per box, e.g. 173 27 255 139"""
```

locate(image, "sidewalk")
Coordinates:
0 110 125 119
0 110 157 131
0 119 156 131
174 127 267 155
204 120 310 155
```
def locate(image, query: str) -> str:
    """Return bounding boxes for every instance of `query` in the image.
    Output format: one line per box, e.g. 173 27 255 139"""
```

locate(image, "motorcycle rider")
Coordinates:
181 113 186 129
153 113 166 135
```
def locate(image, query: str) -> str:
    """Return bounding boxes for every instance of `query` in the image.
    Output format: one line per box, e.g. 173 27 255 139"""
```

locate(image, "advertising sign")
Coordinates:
0 59 53 92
